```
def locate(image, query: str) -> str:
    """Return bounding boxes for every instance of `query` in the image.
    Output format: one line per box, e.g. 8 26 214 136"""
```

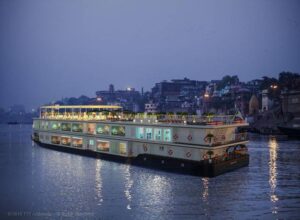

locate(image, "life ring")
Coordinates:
143 143 148 152
186 152 192 158
173 134 178 140
168 149 173 155
187 134 192 141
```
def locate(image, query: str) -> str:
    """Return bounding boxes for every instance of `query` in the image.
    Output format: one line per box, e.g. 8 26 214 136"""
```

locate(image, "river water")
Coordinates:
0 124 299 219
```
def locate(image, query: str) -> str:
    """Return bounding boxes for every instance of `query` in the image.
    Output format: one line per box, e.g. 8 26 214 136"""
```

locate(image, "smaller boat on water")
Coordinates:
7 122 19 125
277 125 300 138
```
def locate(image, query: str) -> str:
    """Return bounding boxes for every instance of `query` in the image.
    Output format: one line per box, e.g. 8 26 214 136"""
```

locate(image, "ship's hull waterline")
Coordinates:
33 139 249 177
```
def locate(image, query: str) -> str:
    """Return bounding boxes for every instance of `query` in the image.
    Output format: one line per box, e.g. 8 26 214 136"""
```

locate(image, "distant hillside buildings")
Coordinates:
149 78 207 113
52 72 300 118
95 84 142 112
281 90 300 117
1 72 299 124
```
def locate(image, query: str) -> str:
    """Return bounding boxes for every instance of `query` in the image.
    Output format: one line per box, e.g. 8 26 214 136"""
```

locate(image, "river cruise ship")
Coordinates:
32 105 249 177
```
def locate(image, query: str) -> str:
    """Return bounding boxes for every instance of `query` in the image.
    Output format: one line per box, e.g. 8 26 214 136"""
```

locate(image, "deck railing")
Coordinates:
40 112 246 126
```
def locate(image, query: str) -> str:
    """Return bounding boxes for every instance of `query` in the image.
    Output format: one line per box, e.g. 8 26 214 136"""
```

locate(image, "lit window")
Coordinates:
51 122 61 130
33 121 40 129
163 129 172 142
119 142 127 155
41 121 49 130
154 128 162 141
111 126 125 136
145 128 152 140
72 137 83 148
51 136 61 144
61 136 71 146
96 140 110 152
136 127 144 139
72 123 83 132
87 123 96 134
89 139 95 145
61 123 71 131
96 125 110 135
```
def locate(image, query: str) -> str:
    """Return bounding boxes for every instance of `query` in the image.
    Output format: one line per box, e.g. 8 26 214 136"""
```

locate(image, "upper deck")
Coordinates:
38 105 248 129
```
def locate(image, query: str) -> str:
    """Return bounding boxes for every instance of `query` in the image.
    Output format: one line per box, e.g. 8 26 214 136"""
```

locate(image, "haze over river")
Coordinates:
0 125 299 219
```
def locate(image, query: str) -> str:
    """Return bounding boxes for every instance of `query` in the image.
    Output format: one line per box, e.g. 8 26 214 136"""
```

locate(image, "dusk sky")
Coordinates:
0 0 300 110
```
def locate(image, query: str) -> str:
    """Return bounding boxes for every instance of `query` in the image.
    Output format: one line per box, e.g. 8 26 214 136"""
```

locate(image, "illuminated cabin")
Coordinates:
32 105 249 177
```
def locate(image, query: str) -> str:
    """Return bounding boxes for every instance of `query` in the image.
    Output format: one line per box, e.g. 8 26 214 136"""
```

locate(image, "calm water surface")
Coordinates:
0 125 299 219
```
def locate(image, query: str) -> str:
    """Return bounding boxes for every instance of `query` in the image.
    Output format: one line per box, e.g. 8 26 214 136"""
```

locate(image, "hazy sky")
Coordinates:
0 0 300 110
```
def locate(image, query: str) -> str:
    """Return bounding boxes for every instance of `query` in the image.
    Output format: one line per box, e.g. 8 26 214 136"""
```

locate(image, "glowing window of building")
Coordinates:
119 142 127 155
163 129 172 142
72 123 83 132
51 136 61 144
111 126 125 136
61 136 71 146
87 123 96 134
72 137 83 148
154 128 162 141
136 127 144 139
61 123 71 131
96 125 110 135
96 140 110 152
145 128 152 140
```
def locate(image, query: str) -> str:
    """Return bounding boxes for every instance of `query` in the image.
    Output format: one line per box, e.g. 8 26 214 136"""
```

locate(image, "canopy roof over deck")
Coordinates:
40 105 123 117
41 105 122 110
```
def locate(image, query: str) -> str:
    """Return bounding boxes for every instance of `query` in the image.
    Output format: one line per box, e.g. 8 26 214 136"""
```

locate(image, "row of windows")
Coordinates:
39 121 125 136
88 139 127 155
136 127 172 142
36 121 172 142
40 134 128 155
49 135 83 148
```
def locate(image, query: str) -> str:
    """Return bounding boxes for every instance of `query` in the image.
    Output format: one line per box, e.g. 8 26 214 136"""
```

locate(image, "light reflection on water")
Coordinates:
0 125 300 219
123 165 133 210
269 138 278 214
95 159 103 205
202 177 209 202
